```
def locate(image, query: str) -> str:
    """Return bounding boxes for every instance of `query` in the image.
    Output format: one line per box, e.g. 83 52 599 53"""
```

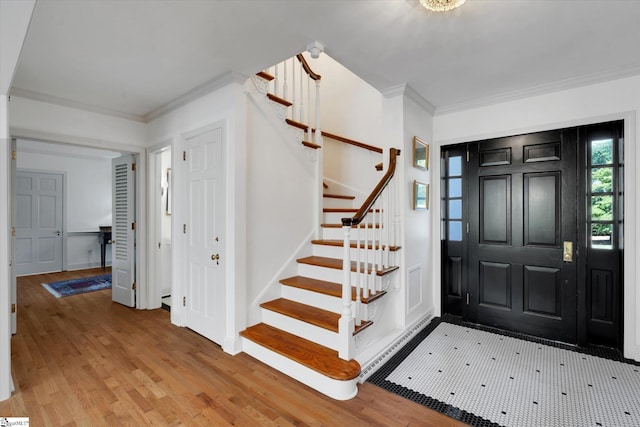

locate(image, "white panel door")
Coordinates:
185 126 225 345
10 139 16 334
112 155 136 307
15 170 63 276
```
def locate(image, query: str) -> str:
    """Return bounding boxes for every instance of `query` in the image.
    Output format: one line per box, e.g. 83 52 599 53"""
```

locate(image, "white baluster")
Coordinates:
383 189 390 268
299 61 305 129
355 223 362 325
339 224 355 360
283 59 288 104
370 210 376 295
274 63 279 97
363 219 370 299
314 80 321 145
291 59 296 121
307 77 311 140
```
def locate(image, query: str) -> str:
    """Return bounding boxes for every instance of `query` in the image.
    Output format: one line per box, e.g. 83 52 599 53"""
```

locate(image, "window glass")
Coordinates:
449 178 462 198
591 223 613 249
448 221 462 241
591 195 613 221
591 139 613 165
591 167 613 193
449 156 462 176
449 200 462 219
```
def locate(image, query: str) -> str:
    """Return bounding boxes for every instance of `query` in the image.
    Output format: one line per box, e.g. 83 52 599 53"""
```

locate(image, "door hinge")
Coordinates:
11 304 16 313
158 242 161 249
11 227 16 237
466 293 470 305
183 296 186 306
466 149 469 162
183 151 186 161
467 222 470 234
131 222 136 230
132 282 137 290
183 224 186 234
132 163 137 171
11 150 16 160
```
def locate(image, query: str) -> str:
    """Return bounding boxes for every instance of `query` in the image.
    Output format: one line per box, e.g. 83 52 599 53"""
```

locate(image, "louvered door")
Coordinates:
112 155 136 307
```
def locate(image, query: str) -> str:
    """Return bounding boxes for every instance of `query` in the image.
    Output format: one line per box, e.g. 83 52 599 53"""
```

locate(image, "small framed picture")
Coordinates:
413 136 429 170
414 180 429 210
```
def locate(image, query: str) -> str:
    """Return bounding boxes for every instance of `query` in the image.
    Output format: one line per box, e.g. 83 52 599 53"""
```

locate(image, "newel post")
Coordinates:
339 218 355 360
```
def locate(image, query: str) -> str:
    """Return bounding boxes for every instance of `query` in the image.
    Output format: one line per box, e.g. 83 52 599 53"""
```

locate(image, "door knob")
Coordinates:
54 230 61 236
211 254 220 265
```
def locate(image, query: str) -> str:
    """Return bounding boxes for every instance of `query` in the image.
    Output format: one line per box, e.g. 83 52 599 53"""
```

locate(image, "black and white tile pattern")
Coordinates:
369 319 640 427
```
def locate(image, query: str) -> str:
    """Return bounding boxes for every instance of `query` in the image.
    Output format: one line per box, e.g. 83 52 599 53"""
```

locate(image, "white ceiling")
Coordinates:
10 0 640 120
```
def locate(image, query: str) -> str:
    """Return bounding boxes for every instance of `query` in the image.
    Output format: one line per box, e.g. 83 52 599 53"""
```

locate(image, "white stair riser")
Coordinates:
312 244 390 262
323 212 384 224
321 227 384 241
322 197 354 209
297 263 379 289
261 309 339 351
241 338 358 401
281 285 342 313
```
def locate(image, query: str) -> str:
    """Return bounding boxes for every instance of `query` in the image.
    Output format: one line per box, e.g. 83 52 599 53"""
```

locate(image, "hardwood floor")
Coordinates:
1 269 467 426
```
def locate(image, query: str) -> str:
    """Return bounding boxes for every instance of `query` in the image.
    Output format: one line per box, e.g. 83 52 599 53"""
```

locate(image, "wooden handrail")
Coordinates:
317 130 383 154
342 148 400 227
296 54 321 81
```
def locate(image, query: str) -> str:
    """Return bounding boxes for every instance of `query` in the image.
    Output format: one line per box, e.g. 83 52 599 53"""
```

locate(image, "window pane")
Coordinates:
591 223 613 249
591 167 613 193
591 195 613 221
449 156 462 176
591 139 613 165
449 178 462 198
448 221 462 241
449 200 462 219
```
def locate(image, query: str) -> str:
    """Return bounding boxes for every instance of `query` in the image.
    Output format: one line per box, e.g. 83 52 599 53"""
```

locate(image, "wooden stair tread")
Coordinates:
311 239 400 252
323 193 355 200
285 118 309 131
266 93 292 107
256 71 275 81
302 140 321 149
323 208 381 213
261 298 338 332
297 256 399 276
280 276 387 304
321 223 382 229
240 323 360 380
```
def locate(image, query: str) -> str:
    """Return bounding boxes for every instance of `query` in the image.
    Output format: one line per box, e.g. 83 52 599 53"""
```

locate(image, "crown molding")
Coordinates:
8 87 146 122
435 64 640 116
144 70 248 122
380 83 436 115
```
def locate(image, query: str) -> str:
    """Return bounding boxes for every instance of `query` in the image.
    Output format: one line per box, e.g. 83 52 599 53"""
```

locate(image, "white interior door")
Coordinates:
185 126 225 345
112 155 136 307
15 170 63 276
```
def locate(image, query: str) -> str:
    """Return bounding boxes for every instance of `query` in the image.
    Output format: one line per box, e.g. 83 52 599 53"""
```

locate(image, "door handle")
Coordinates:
54 230 61 236
211 254 220 265
563 241 573 262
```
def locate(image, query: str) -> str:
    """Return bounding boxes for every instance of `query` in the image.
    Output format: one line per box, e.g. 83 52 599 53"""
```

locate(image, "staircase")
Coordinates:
241 55 401 400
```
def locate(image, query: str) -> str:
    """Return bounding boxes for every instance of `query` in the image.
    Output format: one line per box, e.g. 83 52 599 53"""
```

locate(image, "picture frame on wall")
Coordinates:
413 136 429 170
413 180 429 210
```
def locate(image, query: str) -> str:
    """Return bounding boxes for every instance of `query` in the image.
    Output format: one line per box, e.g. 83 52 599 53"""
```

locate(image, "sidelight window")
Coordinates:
446 156 464 241
588 138 616 249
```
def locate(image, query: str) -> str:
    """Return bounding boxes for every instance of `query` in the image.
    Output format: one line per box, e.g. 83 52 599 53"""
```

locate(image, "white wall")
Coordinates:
433 74 640 361
147 78 249 354
16 141 116 270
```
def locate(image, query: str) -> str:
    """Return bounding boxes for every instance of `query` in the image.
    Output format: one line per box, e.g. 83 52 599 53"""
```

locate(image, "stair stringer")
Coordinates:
247 230 314 326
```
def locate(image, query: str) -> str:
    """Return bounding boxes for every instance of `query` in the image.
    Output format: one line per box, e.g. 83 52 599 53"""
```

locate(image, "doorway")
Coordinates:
441 120 624 349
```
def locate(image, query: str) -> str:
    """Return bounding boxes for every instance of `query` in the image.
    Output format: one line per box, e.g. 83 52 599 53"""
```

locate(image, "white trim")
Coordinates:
432 111 638 362
145 71 248 122
9 88 146 123
435 66 640 116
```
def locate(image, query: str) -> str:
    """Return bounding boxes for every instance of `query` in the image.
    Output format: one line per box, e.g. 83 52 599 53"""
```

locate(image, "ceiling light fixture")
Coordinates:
419 0 466 12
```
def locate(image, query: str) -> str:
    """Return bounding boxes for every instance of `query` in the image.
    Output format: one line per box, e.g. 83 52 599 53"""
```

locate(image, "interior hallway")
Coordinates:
1 269 466 426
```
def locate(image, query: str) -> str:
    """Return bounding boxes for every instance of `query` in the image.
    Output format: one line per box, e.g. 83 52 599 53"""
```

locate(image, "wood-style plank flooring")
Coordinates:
1 268 467 426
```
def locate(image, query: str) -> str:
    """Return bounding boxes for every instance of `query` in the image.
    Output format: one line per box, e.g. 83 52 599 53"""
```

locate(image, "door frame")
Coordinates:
147 139 172 310
9 130 148 310
432 112 637 359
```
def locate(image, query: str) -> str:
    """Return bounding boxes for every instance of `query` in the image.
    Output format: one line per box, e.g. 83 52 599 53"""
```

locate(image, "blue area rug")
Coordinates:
42 274 111 298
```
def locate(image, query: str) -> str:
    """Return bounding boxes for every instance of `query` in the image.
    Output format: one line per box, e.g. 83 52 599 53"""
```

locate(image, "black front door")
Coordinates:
467 129 578 343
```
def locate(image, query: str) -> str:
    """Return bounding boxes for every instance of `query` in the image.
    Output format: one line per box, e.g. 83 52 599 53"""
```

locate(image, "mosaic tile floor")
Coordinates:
369 320 640 427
